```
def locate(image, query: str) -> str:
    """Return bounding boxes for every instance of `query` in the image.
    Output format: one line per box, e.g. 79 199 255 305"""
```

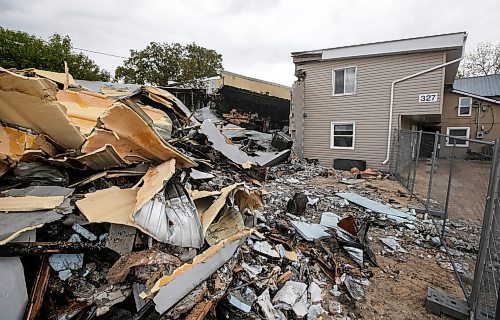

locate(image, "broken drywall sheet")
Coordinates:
290 220 330 241
56 90 114 135
256 289 286 320
336 192 414 223
33 69 77 86
200 183 242 234
0 68 85 149
133 159 176 214
0 195 64 212
134 182 204 248
143 229 252 313
82 102 196 168
272 281 308 309
0 123 56 162
190 169 215 180
143 87 196 126
252 241 280 258
380 237 408 253
76 186 137 227
0 257 28 320
320 212 341 228
107 248 181 285
73 144 129 170
206 207 244 246
0 211 62 245
3 185 74 215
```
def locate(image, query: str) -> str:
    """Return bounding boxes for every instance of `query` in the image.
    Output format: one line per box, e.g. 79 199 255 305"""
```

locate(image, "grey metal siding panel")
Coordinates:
301 52 445 168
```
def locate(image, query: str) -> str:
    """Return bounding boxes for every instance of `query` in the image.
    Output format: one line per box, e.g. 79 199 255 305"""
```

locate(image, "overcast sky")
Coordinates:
1 0 499 86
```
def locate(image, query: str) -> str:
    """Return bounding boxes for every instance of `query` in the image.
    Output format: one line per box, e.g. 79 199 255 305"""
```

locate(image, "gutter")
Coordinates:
451 89 500 105
382 56 463 165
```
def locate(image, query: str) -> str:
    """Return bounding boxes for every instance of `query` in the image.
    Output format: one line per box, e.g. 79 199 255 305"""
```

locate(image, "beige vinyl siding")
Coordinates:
300 51 445 168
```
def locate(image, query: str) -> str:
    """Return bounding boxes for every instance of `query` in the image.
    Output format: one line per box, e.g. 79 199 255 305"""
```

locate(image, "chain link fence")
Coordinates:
390 129 500 319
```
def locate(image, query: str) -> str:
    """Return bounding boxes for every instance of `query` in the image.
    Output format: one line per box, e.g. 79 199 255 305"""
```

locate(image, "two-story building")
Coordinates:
290 32 468 169
440 74 500 158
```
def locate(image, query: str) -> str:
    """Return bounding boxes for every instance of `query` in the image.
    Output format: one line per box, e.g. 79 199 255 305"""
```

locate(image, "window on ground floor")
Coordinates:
331 122 355 149
446 127 470 147
458 97 472 116
332 67 356 95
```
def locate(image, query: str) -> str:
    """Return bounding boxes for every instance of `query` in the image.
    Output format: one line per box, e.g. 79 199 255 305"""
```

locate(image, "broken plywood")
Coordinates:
0 68 85 149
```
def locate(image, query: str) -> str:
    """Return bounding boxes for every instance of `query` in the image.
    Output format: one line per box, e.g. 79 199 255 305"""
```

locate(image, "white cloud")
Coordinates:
1 0 499 86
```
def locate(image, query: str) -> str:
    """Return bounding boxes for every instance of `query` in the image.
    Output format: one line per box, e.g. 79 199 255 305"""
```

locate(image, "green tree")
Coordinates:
115 42 222 86
0 27 110 81
459 42 500 78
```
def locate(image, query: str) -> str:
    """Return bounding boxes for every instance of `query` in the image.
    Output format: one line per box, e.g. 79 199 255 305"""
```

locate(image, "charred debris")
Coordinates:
0 67 435 320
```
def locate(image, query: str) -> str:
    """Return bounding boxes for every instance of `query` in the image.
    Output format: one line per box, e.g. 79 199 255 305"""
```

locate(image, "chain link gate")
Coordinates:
391 129 500 319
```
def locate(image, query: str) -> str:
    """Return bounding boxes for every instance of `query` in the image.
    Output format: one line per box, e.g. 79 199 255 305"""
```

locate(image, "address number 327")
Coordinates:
419 93 437 103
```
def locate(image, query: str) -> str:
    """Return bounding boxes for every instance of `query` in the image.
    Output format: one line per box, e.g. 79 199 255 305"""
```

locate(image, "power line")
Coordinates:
34 37 128 59
73 47 128 59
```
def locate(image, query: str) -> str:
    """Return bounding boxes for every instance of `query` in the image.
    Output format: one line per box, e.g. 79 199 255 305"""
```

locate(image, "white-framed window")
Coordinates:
458 97 472 116
446 127 470 147
332 67 356 95
330 122 355 149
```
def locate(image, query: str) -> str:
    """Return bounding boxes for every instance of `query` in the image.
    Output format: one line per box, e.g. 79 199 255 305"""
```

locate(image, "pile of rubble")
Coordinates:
0 67 447 320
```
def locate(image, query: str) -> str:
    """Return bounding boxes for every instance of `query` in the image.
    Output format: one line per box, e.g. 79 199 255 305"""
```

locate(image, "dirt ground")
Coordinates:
298 175 464 319
413 159 492 225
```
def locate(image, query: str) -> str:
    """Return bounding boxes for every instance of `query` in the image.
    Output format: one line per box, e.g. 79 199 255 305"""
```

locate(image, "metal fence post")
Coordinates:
426 132 439 212
410 130 422 198
394 130 401 178
406 135 413 189
470 140 500 317
442 141 456 239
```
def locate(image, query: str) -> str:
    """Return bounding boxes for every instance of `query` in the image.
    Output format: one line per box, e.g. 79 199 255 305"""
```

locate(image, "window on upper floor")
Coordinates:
458 97 472 116
330 122 355 149
332 67 356 95
446 127 470 147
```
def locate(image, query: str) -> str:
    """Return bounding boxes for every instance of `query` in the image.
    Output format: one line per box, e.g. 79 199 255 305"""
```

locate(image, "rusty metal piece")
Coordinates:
337 216 357 236
185 300 214 320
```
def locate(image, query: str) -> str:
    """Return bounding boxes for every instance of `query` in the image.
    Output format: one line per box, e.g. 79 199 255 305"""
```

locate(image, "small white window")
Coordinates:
332 67 356 95
458 97 472 116
446 127 470 147
331 122 355 149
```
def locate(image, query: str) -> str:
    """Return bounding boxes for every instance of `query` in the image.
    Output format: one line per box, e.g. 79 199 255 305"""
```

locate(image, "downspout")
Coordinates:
382 56 463 165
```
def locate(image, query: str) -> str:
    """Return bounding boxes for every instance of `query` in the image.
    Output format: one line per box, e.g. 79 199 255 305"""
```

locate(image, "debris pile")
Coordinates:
0 67 288 319
0 67 459 319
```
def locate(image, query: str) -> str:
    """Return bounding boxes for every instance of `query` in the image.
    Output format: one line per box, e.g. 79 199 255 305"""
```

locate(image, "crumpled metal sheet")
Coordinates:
134 182 203 248
336 192 414 223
